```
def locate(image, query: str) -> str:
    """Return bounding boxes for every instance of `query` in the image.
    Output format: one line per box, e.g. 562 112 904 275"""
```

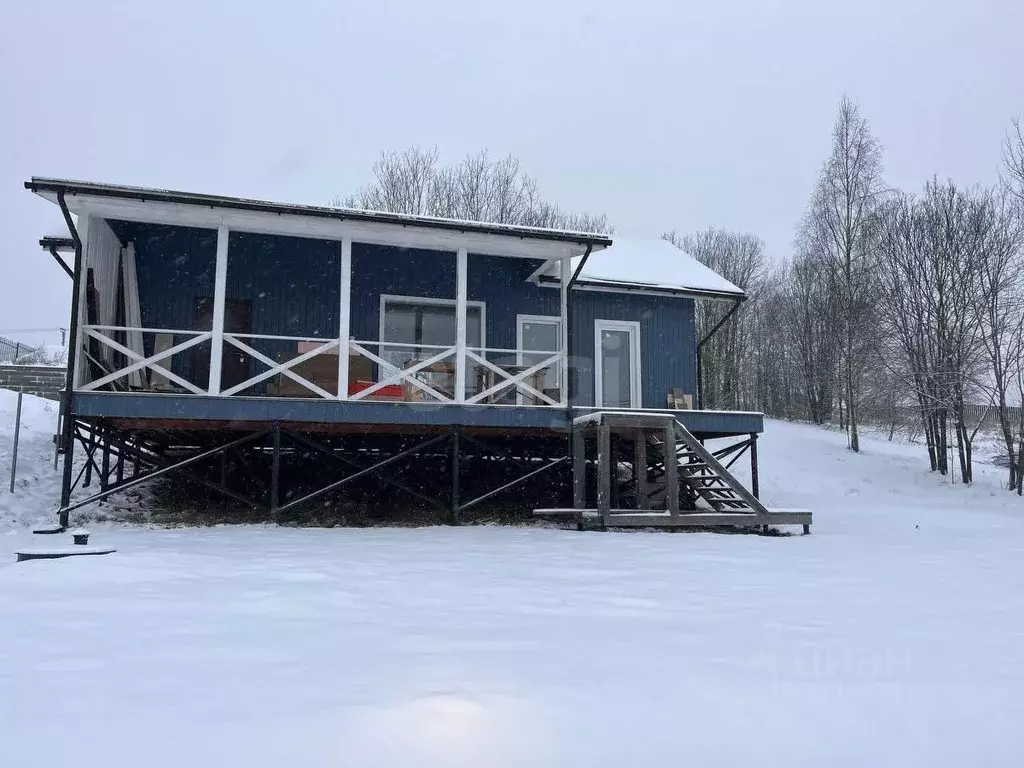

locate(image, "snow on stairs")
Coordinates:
535 411 811 533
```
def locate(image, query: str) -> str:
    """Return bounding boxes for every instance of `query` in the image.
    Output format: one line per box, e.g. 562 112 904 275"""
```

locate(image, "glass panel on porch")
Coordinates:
600 328 633 408
379 301 481 401
518 319 560 405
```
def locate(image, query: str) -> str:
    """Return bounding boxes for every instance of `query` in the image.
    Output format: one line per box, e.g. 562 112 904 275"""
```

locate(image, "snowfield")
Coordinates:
2 390 1024 766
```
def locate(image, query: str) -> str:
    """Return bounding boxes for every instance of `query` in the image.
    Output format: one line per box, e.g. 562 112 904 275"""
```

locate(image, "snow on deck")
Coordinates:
2 414 1024 765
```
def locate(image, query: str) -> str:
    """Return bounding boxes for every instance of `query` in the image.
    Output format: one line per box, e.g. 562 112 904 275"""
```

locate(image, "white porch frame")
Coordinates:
594 318 643 409
208 225 230 395
560 256 570 406
73 222 575 409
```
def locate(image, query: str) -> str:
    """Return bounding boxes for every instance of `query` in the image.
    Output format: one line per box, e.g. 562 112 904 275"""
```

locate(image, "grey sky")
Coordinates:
2 0 1021 345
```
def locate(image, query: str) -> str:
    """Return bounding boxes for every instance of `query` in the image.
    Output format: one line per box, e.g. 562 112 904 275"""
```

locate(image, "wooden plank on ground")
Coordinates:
605 511 812 527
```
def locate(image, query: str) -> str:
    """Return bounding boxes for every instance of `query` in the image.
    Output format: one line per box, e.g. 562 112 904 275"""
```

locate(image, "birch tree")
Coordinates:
802 96 885 452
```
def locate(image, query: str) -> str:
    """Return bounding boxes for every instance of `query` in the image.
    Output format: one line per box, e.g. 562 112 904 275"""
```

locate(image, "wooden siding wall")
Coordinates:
570 290 696 408
107 220 697 405
469 255 558 349
349 244 455 340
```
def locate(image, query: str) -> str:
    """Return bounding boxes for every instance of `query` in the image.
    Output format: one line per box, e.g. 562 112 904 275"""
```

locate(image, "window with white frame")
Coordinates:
380 296 483 369
594 319 641 409
517 315 561 392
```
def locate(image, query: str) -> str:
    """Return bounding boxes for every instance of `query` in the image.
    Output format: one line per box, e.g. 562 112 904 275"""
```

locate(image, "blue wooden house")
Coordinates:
27 178 809 532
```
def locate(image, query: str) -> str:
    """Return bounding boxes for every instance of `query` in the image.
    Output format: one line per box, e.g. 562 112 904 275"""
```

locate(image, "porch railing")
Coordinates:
75 325 564 406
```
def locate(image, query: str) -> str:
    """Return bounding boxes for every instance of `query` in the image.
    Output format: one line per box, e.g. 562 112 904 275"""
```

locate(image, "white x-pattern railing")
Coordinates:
80 325 211 394
465 347 561 406
77 325 565 406
221 333 339 398
348 340 456 403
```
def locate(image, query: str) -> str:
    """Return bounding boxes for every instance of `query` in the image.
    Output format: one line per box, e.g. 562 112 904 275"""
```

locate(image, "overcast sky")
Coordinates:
1 0 1021 345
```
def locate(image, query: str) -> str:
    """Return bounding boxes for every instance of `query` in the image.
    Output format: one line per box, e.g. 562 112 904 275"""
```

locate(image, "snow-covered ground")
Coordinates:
2 391 1024 766
0 388 62 529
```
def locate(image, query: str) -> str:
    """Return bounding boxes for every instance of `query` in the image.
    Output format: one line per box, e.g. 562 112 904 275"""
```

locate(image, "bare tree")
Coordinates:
338 146 610 232
339 146 440 215
801 96 885 452
974 190 1024 489
876 181 996 482
1003 116 1024 206
784 246 841 424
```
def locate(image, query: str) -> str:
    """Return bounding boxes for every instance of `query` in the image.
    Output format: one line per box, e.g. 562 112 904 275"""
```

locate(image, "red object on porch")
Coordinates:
348 380 405 399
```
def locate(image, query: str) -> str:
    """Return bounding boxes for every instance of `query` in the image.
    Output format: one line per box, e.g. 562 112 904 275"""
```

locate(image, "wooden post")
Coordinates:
270 426 281 516
634 429 649 510
83 427 94 488
450 427 461 524
116 434 125 483
454 247 468 402
750 432 759 499
573 428 586 508
337 236 352 400
9 392 22 493
597 424 611 526
208 225 230 395
100 427 110 492
663 424 679 516
560 257 569 405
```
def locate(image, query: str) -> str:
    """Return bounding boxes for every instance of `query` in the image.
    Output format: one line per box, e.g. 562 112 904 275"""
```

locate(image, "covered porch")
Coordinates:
73 217 574 409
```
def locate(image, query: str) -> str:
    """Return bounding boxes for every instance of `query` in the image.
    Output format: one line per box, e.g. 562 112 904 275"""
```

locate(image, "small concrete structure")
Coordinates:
70 528 91 545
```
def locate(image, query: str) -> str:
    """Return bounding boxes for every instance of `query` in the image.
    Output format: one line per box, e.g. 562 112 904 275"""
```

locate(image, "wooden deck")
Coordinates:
71 392 765 438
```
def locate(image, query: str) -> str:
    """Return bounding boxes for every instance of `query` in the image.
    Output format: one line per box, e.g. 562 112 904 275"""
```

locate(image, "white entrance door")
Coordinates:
594 319 641 409
517 314 561 404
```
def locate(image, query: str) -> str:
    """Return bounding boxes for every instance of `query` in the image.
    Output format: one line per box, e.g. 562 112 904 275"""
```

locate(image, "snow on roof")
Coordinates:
25 177 613 247
564 237 745 297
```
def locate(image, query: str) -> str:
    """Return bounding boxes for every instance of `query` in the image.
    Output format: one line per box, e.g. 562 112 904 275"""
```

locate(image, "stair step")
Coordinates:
697 487 741 498
713 498 751 508
686 476 728 486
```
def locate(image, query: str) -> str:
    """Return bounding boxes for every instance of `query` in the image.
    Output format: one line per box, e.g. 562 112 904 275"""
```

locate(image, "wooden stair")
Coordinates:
534 411 811 533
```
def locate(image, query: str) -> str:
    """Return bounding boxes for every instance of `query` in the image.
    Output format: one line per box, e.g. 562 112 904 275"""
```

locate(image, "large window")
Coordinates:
380 295 483 371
